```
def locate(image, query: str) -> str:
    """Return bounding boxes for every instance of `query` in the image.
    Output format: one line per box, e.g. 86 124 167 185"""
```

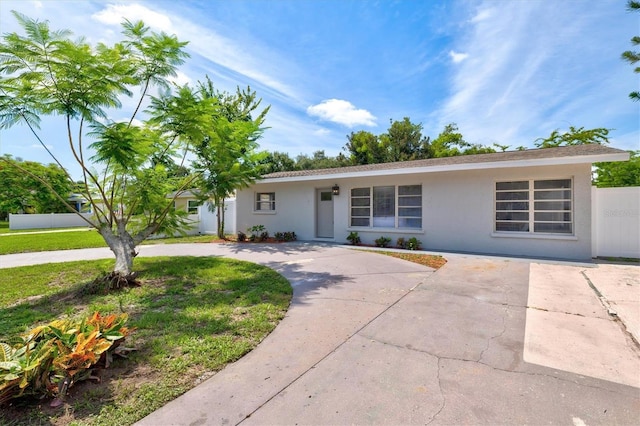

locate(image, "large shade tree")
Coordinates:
0 13 204 282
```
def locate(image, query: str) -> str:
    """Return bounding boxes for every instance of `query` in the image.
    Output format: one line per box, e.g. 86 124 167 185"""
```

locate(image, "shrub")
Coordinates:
375 236 391 248
237 231 247 242
274 231 297 242
0 312 133 407
396 237 406 249
346 231 361 245
247 225 266 242
406 237 422 251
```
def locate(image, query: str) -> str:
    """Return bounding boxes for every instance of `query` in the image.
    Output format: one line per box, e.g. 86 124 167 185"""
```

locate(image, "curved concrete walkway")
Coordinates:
1 243 638 425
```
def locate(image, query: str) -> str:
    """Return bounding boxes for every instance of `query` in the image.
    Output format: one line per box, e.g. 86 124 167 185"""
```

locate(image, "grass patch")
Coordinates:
366 250 447 269
0 231 229 255
0 256 292 425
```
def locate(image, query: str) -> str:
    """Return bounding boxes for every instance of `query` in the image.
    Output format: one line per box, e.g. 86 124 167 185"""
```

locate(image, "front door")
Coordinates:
316 188 334 238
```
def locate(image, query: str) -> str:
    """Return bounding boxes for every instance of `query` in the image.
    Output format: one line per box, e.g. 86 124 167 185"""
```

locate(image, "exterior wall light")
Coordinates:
332 184 340 196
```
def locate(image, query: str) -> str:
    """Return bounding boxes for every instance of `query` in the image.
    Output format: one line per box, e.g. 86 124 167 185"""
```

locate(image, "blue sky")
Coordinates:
0 0 638 179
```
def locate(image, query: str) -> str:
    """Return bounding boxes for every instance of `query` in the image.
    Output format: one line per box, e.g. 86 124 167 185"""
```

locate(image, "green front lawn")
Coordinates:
0 256 292 425
0 231 226 255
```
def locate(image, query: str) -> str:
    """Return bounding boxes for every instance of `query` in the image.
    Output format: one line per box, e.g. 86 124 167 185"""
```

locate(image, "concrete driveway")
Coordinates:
1 243 638 424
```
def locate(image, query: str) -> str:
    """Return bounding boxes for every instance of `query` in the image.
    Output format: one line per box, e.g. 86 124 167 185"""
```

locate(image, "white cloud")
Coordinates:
449 50 469 64
307 99 376 127
434 1 636 149
32 1 43 9
92 4 173 32
168 71 192 87
470 8 493 23
313 128 331 136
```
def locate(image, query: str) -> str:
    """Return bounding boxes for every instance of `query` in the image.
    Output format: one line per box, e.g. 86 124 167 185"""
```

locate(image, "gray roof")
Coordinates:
262 144 629 180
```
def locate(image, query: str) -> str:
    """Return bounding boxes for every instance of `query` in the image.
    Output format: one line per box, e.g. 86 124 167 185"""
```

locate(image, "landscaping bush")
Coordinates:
247 225 267 242
396 237 406 249
0 312 132 407
406 237 422 250
274 231 297 242
347 231 361 245
375 236 391 248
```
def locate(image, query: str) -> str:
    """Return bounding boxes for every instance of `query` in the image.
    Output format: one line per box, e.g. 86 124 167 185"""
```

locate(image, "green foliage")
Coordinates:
534 126 610 148
247 224 267 241
0 257 292 423
0 13 201 276
429 123 471 157
0 155 74 219
374 236 392 248
295 150 350 170
0 312 131 405
622 1 640 101
344 130 385 165
258 151 298 174
274 231 297 242
594 151 640 187
406 237 422 251
380 117 431 162
347 231 361 245
170 76 271 239
395 237 422 250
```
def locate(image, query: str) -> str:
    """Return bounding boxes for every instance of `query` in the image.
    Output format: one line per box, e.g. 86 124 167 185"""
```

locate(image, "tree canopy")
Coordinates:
0 12 209 281
0 155 73 220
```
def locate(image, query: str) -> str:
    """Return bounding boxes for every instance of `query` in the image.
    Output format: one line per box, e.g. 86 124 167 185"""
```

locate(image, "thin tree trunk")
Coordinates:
217 199 226 239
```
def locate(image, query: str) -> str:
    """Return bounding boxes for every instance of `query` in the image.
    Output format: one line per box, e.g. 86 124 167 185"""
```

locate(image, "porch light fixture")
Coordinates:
332 184 340 196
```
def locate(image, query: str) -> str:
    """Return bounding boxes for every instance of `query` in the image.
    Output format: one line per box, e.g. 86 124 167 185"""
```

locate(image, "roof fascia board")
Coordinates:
258 152 630 184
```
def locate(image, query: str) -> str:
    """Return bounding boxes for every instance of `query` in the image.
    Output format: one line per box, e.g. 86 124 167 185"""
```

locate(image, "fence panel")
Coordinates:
592 186 640 259
9 213 93 230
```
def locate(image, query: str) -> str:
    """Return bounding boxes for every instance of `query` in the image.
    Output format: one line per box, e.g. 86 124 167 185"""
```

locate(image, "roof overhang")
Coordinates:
258 151 630 184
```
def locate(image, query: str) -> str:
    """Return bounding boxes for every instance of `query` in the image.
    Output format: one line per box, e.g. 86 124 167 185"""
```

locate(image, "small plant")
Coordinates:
396 237 406 249
274 231 297 242
247 225 266 242
375 236 391 248
406 237 422 251
347 231 361 245
0 312 133 407
237 231 247 242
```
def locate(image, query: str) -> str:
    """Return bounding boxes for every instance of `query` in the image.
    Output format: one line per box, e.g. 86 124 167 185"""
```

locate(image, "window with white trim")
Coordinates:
187 200 200 214
255 192 275 211
495 179 572 234
350 185 422 229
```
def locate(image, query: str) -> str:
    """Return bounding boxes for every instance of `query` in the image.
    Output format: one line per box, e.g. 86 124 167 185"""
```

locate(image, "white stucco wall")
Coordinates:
236 163 593 260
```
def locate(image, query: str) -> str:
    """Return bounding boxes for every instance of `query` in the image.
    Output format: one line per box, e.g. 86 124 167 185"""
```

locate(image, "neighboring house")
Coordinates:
236 145 629 260
170 190 203 214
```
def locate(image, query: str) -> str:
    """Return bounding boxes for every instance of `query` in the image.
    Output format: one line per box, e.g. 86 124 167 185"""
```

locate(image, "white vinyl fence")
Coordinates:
9 213 93 230
592 186 640 259
198 200 236 235
8 199 236 236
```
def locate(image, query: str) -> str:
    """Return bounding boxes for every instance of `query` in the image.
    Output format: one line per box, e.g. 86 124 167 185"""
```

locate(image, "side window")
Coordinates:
255 192 276 211
187 200 200 214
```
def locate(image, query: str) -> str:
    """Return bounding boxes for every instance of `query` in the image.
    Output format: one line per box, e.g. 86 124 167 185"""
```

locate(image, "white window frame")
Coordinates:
349 184 422 229
494 178 573 235
255 192 276 212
